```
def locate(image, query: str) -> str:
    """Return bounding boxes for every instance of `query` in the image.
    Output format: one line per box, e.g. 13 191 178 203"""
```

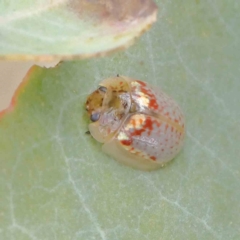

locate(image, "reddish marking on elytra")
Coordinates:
150 156 156 161
120 81 123 85
171 126 174 132
135 82 160 111
136 80 147 86
131 117 154 136
139 118 143 125
132 128 145 136
140 86 151 96
144 117 154 130
121 139 132 146
149 98 159 110
130 118 136 127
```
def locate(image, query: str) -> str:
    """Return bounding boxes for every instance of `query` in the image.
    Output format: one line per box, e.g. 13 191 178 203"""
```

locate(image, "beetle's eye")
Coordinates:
98 86 107 93
90 112 100 122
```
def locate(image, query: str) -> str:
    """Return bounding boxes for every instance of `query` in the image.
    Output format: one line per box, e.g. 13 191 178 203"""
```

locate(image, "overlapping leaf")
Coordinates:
0 0 157 60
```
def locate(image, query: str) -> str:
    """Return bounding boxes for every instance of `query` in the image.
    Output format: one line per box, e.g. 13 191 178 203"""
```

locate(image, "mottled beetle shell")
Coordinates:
85 76 185 171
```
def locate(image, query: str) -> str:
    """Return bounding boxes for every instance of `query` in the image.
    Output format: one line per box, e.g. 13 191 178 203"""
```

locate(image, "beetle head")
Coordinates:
85 86 107 122
85 76 131 143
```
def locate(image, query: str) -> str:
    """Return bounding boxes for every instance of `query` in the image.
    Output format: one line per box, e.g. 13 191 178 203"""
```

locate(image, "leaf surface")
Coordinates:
0 0 240 239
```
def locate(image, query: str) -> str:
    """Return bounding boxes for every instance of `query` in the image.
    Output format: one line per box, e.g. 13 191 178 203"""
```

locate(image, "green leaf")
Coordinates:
0 0 157 61
0 0 239 239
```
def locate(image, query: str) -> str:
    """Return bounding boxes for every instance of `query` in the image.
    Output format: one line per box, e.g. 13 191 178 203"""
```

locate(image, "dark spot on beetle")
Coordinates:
98 86 107 93
90 112 100 122
123 101 128 108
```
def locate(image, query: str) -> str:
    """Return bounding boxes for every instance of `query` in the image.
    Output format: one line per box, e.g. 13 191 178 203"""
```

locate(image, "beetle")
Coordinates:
85 76 185 171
